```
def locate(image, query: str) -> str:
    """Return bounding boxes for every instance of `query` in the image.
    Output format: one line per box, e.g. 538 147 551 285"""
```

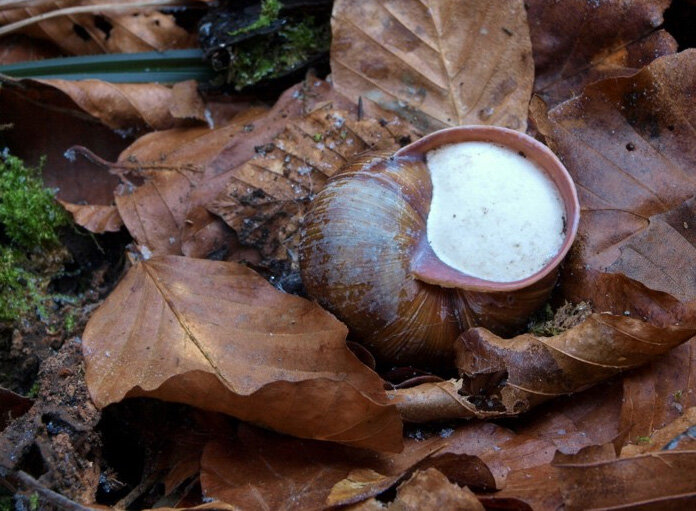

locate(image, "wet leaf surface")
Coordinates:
331 0 534 132
0 386 32 431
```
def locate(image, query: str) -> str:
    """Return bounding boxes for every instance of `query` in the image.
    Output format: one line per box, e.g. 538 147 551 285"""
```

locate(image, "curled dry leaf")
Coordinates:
528 0 674 106
0 0 197 55
208 104 419 269
59 201 123 233
14 78 208 132
0 387 33 431
82 255 402 451
200 421 511 511
330 0 533 132
457 313 694 415
347 468 484 511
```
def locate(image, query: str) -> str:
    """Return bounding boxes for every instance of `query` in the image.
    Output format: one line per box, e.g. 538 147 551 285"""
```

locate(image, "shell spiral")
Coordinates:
299 152 557 369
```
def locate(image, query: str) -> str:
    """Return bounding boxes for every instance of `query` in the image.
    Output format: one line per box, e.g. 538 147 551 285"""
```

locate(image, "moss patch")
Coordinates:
527 301 592 337
0 153 70 324
227 14 330 90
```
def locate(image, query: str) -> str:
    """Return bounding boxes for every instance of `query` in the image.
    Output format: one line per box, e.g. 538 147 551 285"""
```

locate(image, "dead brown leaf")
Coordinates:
208 104 419 270
82 255 402 451
528 0 674 106
59 201 123 233
619 338 696 447
554 447 696 510
110 79 344 259
533 50 696 324
7 78 208 132
200 421 511 511
0 33 61 63
0 1 198 55
0 387 33 431
347 468 485 511
330 0 533 132
457 313 694 415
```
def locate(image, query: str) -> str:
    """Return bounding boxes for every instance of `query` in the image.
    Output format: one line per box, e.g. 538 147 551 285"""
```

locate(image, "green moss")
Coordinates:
0 495 12 511
229 0 282 37
227 15 330 90
27 380 40 398
29 493 39 511
0 153 71 325
0 154 68 250
527 301 591 337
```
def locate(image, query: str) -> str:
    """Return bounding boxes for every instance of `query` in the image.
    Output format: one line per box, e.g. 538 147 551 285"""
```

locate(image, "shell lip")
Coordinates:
402 125 580 293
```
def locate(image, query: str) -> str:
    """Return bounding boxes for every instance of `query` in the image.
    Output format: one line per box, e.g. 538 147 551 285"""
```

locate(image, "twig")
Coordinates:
15 471 95 511
0 1 200 37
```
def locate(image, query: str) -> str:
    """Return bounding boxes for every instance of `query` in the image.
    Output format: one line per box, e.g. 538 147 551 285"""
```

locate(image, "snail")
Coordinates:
299 126 579 369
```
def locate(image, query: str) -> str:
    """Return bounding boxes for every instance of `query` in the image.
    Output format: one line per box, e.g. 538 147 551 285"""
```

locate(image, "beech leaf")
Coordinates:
0 1 197 56
208 104 419 268
59 201 123 233
330 0 534 132
533 50 696 322
200 422 511 511
528 0 674 106
82 255 402 452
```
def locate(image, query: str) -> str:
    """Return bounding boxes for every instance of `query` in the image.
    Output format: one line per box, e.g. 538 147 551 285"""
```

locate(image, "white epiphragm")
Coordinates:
426 142 565 282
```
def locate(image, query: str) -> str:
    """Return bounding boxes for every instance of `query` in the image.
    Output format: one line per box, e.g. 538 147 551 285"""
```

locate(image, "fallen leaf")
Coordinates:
348 468 485 511
330 0 533 132
5 77 208 132
59 201 123 233
110 79 344 259
621 406 696 457
554 447 696 510
528 0 674 106
200 421 511 511
0 387 33 431
619 339 696 447
0 33 62 64
0 76 127 204
0 1 198 55
457 313 694 415
208 104 419 270
82 255 402 451
533 50 696 324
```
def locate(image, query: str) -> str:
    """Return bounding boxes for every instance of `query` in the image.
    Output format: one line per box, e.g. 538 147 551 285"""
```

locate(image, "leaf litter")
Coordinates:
2 0 696 509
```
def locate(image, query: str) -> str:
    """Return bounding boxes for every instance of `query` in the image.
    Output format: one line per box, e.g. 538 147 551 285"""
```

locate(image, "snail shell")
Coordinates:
299 127 579 369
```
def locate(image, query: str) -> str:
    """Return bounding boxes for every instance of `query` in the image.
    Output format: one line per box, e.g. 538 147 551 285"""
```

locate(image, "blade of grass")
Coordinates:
0 49 214 83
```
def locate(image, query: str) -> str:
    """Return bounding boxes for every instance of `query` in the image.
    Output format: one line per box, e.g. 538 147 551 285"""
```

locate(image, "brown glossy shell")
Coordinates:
299 127 579 369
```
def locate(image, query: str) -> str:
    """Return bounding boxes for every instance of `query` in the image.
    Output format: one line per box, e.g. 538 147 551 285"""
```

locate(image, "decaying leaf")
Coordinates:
59 201 123 233
347 468 485 511
0 387 33 431
619 339 696 447
3 77 208 132
330 0 533 132
200 421 511 511
111 79 346 259
82 255 402 451
0 33 62 64
0 0 198 55
533 50 696 323
528 0 674 106
457 313 695 415
208 104 419 270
